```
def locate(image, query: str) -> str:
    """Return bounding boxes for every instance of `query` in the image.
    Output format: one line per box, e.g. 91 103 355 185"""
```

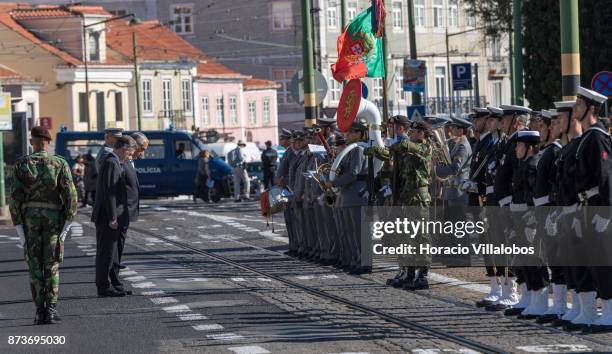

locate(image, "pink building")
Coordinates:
196 64 280 145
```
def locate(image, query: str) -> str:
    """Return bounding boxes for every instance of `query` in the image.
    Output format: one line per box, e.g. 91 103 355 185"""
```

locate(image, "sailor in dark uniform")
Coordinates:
567 87 612 333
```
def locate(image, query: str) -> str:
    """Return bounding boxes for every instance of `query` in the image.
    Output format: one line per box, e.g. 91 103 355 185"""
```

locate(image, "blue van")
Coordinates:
55 130 233 201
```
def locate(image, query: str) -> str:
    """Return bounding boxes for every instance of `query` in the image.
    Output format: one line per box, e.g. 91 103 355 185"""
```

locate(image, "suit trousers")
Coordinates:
95 223 121 290
114 228 127 273
313 202 331 260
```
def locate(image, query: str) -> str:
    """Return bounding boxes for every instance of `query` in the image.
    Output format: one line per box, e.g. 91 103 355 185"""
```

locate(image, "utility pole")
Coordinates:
474 63 480 107
560 0 580 100
512 0 524 105
509 32 515 104
132 31 142 131
301 0 317 127
445 27 453 117
82 26 91 131
407 0 420 105
340 0 347 30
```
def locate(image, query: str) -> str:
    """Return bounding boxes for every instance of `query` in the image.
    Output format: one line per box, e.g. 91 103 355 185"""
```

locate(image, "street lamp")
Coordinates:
82 13 141 131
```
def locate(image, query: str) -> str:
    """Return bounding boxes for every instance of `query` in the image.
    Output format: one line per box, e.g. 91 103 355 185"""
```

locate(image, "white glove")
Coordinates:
379 185 393 198
15 225 26 247
524 227 537 244
571 217 583 239
545 210 559 237
592 214 610 233
59 222 73 242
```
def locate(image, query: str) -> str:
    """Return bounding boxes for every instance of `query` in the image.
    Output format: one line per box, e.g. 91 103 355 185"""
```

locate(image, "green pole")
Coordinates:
407 0 421 105
340 0 347 30
132 31 142 131
512 0 524 105
301 0 317 127
560 0 580 100
0 131 4 208
509 31 515 104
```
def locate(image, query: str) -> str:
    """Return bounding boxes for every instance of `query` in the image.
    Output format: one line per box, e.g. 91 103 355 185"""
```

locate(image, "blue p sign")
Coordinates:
452 63 472 91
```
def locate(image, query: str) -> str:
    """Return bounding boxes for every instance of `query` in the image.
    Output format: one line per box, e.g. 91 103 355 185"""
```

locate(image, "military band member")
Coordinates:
290 131 309 258
436 116 473 207
96 128 123 172
302 127 321 260
276 129 297 256
567 87 612 333
486 105 531 312
326 119 370 274
331 136 348 267
10 127 78 324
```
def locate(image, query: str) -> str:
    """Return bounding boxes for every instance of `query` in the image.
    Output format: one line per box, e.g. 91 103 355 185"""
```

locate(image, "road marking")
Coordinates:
132 282 156 288
321 275 339 279
149 228 159 231
141 290 165 296
120 270 138 276
162 305 190 313
86 253 96 256
165 227 175 230
166 278 209 283
0 235 9 238
206 333 244 341
258 231 287 243
145 243 157 246
515 344 593 353
124 276 146 282
165 236 181 240
77 245 89 249
231 278 246 282
228 346 270 354
178 313 208 321
192 324 224 331
427 273 489 294
256 278 272 282
145 237 162 243
150 297 178 305
296 275 315 280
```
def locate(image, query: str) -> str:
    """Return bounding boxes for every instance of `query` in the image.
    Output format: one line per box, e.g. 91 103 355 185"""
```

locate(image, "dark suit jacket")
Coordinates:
123 161 140 222
91 153 129 227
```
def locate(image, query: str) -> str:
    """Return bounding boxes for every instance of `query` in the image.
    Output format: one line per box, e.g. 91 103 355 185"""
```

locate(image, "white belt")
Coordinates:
510 203 528 212
498 195 512 207
580 186 599 200
533 195 550 207
486 186 494 195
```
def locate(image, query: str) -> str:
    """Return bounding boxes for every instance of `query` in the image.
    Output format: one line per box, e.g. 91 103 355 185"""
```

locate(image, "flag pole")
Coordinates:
381 0 390 137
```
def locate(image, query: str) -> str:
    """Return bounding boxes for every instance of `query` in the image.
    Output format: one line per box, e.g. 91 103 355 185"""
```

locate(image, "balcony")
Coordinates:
425 96 487 115
158 110 187 130
487 57 509 78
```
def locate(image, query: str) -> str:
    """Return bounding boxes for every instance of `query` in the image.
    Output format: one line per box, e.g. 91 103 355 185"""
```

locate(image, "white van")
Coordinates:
204 142 261 162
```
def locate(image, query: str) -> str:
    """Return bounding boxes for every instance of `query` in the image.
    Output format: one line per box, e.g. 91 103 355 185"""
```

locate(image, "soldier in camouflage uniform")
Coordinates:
365 119 433 290
9 126 78 325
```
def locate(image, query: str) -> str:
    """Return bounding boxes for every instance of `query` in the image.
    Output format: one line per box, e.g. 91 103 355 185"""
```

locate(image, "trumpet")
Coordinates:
310 162 337 207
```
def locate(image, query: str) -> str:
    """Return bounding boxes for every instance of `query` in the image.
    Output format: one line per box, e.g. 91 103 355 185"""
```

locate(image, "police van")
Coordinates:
55 130 233 201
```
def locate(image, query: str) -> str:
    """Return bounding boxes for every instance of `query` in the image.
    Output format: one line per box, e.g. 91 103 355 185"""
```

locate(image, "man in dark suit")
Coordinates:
92 136 136 297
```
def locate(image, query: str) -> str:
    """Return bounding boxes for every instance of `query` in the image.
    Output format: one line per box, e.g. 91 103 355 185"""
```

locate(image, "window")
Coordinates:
216 96 224 125
272 2 293 30
248 100 257 125
115 92 123 122
415 0 425 28
229 96 237 125
162 79 172 116
143 139 165 159
491 82 503 106
110 9 127 17
330 78 341 102
373 78 383 99
392 2 402 29
142 79 152 113
181 79 192 112
490 36 502 60
273 69 295 104
347 1 357 21
79 92 88 123
465 5 475 27
88 31 100 61
327 0 338 28
174 140 193 159
171 4 194 34
433 0 444 28
435 66 446 98
65 139 104 159
395 66 405 101
263 98 271 124
201 96 210 125
26 102 35 120
448 0 458 27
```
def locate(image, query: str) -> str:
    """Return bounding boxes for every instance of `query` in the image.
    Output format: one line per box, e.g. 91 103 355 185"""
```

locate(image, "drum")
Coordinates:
268 186 290 215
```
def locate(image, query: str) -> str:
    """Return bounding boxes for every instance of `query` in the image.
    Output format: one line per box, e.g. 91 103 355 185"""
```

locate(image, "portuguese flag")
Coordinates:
331 2 386 83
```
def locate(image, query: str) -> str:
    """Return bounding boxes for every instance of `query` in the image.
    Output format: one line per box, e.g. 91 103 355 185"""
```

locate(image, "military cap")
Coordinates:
104 127 124 137
554 101 575 112
317 117 337 127
30 126 52 141
515 130 540 145
237 140 246 146
303 126 316 135
530 111 543 120
449 116 473 129
577 86 607 106
472 107 490 118
411 120 430 131
423 114 451 129
487 106 504 118
549 109 559 119
391 115 410 125
280 128 292 138
348 118 368 132
500 104 532 116
541 110 552 119
334 135 347 146
292 130 306 140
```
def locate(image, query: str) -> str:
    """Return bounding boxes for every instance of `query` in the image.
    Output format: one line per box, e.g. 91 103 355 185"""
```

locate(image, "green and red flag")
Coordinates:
330 2 386 83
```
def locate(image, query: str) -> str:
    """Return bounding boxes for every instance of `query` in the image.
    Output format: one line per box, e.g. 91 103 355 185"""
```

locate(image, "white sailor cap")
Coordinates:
541 110 552 119
576 86 608 106
487 106 504 118
554 100 575 112
515 130 540 145
500 104 532 115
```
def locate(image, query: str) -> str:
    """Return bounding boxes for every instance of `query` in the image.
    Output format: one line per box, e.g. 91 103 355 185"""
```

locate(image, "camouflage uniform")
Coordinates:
9 151 78 308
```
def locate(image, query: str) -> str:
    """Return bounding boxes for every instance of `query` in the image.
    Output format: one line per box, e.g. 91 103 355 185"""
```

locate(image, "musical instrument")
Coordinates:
314 126 333 159
261 186 290 217
429 125 452 174
310 162 336 207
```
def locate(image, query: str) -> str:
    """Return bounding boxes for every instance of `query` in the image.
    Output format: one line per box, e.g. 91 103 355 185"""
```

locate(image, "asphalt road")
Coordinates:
0 198 610 353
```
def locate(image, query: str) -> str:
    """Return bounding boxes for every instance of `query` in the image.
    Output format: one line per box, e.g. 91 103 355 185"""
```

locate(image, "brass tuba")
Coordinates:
429 125 452 174
310 162 336 207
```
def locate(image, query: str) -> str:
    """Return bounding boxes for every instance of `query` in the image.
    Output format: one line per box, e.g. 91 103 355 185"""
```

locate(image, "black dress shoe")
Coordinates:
44 304 61 324
536 314 560 324
34 306 46 325
119 265 127 270
517 313 538 320
504 307 525 316
114 286 133 295
551 318 570 327
98 288 126 297
404 276 429 290
475 299 494 308
486 303 509 312
564 322 587 331
588 324 612 333
349 267 372 275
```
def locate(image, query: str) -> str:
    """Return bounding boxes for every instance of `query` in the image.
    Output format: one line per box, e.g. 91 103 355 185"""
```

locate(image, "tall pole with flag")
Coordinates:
301 0 317 127
560 0 580 100
512 0 524 105
407 0 421 105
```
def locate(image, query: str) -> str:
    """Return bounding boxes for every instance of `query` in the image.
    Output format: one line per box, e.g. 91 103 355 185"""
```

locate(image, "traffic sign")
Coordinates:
0 92 11 130
290 69 328 105
407 105 426 122
452 63 472 91
591 71 612 98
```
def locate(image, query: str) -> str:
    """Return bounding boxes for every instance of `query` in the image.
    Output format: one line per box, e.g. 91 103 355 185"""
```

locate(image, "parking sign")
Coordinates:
452 63 472 91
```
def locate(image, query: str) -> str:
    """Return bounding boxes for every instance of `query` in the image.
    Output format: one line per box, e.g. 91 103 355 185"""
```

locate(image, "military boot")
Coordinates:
404 268 429 290
45 304 62 324
34 305 46 325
